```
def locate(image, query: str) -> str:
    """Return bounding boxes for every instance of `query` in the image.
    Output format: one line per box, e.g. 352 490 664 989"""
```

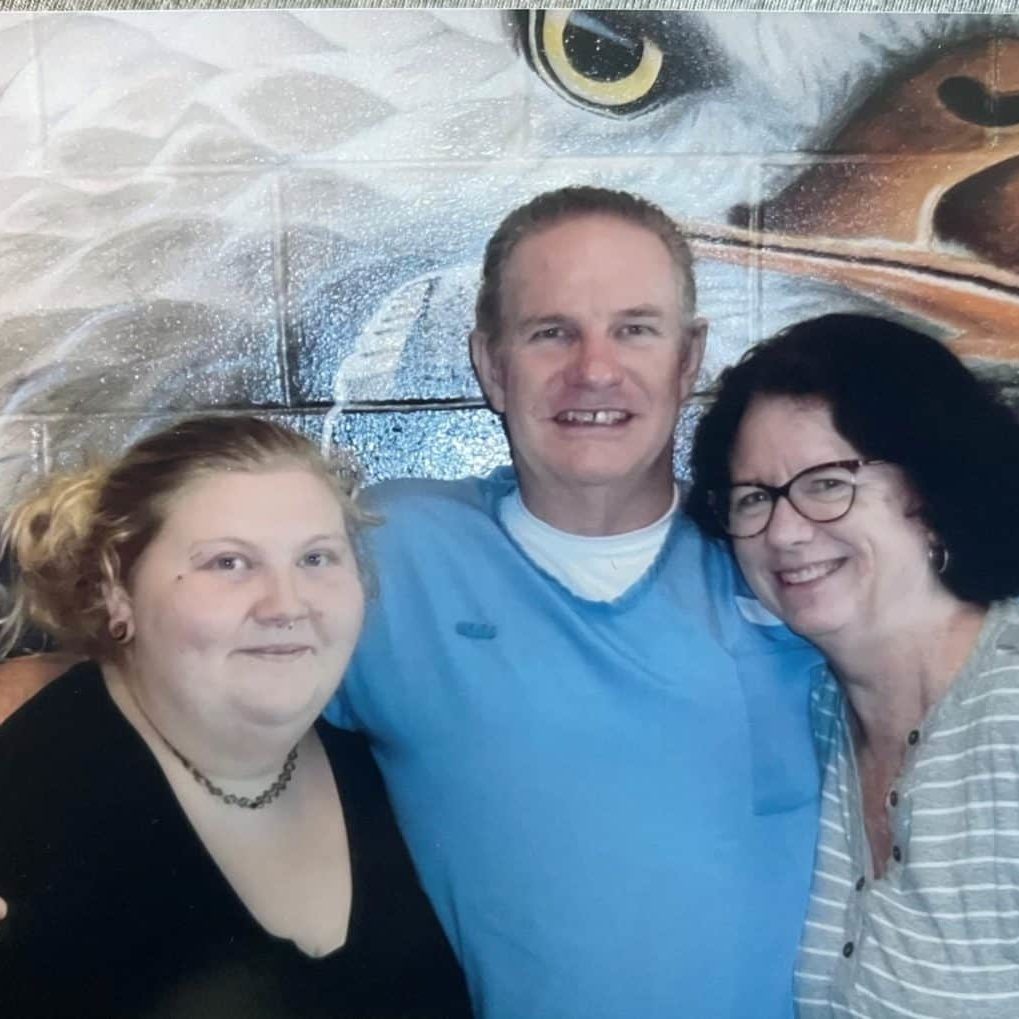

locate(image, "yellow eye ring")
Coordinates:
532 11 664 111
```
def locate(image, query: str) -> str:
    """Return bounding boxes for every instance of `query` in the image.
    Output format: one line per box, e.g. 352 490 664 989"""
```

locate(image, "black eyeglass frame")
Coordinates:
711 458 887 539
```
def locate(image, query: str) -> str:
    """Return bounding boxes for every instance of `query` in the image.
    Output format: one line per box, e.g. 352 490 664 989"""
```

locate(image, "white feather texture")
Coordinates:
0 9 1011 495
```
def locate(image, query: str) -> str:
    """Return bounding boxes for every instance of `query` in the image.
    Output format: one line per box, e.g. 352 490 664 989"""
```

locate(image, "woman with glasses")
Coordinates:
687 314 1019 1018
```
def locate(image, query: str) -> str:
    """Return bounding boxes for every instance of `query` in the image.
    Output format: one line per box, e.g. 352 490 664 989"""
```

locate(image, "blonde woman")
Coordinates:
0 416 470 1018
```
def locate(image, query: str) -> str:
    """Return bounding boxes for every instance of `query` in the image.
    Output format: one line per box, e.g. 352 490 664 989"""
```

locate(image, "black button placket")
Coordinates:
839 694 871 988
889 727 922 872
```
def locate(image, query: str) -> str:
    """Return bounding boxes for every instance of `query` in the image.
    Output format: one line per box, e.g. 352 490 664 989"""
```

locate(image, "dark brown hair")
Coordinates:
687 314 1019 606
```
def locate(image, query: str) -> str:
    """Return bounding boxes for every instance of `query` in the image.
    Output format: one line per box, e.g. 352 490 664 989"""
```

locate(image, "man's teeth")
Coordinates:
557 410 629 425
778 560 842 585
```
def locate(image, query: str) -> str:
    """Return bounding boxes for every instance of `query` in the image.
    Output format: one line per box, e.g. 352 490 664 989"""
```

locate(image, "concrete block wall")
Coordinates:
1 9 1017 502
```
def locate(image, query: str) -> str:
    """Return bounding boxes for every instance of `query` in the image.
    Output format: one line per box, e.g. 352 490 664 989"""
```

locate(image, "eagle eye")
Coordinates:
522 10 666 116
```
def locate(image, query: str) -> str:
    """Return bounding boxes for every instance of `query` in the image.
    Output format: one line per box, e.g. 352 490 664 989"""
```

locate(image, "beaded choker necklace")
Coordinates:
160 735 299 810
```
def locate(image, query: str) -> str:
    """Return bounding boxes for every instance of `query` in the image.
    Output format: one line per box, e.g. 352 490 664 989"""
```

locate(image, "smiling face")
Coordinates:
472 213 705 529
729 396 935 649
109 462 364 745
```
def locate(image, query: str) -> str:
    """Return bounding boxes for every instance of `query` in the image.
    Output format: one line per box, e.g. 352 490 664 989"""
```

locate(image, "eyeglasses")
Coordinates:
712 459 886 539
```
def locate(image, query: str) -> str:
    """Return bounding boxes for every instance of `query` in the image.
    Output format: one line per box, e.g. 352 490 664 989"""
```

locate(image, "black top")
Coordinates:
0 663 472 1018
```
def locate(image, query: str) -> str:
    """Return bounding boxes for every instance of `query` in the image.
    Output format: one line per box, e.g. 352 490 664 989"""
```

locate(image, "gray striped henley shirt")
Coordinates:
795 599 1019 1018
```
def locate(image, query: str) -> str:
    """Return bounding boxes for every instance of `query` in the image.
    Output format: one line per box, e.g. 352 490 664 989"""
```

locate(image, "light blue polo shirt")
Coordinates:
325 468 821 1019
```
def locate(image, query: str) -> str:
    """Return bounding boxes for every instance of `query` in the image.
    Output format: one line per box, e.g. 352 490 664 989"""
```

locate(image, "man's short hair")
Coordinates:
474 186 697 342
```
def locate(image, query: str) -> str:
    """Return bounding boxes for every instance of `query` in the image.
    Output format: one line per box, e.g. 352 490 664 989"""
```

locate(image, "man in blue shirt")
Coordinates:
326 188 821 1018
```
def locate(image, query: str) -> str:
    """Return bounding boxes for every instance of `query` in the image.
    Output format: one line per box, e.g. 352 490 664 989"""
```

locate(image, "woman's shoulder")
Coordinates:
936 601 1019 754
0 661 136 826
965 600 1019 693
0 660 110 750
990 598 1019 657
314 721 389 818
314 720 424 893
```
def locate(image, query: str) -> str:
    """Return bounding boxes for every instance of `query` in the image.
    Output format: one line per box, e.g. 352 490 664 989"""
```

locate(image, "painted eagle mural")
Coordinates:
0 9 1016 497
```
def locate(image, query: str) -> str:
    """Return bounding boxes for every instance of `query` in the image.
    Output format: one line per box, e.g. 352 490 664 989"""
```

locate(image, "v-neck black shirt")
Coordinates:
0 663 472 1018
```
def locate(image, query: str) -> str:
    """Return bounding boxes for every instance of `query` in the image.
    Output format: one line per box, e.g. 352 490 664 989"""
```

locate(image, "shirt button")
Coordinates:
889 790 899 807
907 729 920 745
855 876 866 891
892 845 902 862
842 941 854 958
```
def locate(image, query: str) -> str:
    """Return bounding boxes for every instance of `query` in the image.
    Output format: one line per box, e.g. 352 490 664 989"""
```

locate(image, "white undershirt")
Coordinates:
498 486 679 602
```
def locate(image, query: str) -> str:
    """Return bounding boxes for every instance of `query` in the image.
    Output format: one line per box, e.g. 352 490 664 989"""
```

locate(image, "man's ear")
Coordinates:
678 317 708 400
469 329 507 414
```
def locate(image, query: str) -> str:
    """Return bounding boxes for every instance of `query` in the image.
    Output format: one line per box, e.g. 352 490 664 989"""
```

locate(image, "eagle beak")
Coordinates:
682 34 1019 365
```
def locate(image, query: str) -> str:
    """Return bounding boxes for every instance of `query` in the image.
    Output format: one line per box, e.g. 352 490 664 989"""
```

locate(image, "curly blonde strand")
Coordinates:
0 465 112 659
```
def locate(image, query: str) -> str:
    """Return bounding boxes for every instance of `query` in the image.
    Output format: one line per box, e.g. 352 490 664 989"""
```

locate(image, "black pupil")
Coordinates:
562 15 644 83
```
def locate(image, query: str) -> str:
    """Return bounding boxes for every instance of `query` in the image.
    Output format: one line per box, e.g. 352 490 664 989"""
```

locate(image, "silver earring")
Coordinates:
928 543 949 576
